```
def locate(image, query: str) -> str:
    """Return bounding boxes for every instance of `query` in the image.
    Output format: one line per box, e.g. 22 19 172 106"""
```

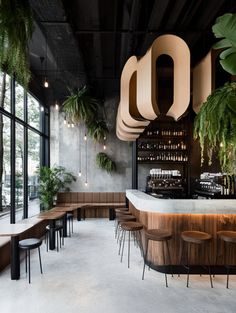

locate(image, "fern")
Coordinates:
87 119 109 142
194 82 236 174
96 152 116 173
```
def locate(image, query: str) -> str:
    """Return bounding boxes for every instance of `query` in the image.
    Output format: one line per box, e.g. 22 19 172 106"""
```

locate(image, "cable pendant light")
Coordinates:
44 31 49 88
84 124 88 186
78 124 82 177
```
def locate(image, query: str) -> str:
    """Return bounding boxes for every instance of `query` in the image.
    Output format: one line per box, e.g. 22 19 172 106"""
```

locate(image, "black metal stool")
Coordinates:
216 230 236 288
119 221 144 268
67 213 74 236
180 231 213 288
142 229 173 287
45 224 64 252
19 238 43 284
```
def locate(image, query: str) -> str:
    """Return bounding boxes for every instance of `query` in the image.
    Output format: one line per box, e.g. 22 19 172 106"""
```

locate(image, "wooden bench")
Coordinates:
56 192 127 220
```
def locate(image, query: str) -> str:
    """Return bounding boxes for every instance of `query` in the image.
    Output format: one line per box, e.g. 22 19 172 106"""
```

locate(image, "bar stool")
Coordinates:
142 229 172 287
115 215 136 240
180 231 213 288
119 221 144 268
216 230 236 288
19 238 43 284
67 213 74 236
45 224 64 252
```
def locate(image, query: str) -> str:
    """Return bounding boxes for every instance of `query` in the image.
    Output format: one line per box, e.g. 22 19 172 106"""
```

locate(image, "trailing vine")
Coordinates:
0 0 34 87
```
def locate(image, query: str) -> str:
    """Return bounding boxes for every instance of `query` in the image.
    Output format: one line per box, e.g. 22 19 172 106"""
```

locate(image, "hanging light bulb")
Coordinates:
103 144 106 150
104 136 106 140
85 181 88 187
67 122 71 128
78 171 82 177
220 142 223 147
44 79 49 88
84 134 87 141
71 123 75 128
64 117 67 125
40 106 44 112
55 102 59 110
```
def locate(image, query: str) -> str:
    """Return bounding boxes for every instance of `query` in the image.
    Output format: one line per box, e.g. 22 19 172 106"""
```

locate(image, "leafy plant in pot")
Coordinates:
38 166 76 211
194 13 236 175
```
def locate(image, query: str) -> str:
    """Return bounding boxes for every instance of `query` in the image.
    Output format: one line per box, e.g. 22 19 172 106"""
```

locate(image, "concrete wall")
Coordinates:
50 96 132 191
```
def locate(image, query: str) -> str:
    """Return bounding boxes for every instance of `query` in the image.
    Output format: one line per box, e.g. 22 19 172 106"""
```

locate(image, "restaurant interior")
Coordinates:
1 1 236 313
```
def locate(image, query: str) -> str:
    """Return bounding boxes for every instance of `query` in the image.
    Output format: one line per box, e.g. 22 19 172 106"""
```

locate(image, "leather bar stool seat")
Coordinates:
216 230 236 288
142 229 173 287
180 231 213 288
19 238 43 284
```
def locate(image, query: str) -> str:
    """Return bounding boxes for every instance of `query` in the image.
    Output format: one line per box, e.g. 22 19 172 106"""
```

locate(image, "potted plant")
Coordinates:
96 152 116 173
62 86 99 124
194 13 236 175
0 0 34 87
87 119 109 142
38 166 76 211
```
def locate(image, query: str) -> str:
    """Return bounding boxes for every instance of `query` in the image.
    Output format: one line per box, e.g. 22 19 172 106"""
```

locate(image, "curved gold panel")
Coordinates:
120 56 149 128
137 34 190 121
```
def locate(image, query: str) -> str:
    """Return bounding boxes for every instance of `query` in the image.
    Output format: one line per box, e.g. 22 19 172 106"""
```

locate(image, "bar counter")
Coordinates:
126 190 236 269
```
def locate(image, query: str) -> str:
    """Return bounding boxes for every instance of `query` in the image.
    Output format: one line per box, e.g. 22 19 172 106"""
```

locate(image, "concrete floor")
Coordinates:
0 219 236 313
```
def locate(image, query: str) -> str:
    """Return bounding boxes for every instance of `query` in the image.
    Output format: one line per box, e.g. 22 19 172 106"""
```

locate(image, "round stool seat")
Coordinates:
120 221 143 231
115 210 132 215
19 238 42 250
217 230 236 243
146 229 172 241
46 225 63 231
181 231 212 244
117 215 136 222
115 207 128 211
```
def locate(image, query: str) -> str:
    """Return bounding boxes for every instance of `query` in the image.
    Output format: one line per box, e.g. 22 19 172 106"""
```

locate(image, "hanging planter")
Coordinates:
194 82 236 174
62 86 99 124
87 119 109 142
96 152 116 173
0 0 34 87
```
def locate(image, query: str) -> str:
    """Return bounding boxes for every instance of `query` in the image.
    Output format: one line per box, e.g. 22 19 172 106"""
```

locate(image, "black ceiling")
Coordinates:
28 0 236 105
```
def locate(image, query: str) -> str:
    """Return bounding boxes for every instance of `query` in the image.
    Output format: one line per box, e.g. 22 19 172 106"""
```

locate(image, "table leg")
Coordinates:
62 214 67 237
11 236 20 280
77 207 81 221
109 208 115 220
49 220 56 250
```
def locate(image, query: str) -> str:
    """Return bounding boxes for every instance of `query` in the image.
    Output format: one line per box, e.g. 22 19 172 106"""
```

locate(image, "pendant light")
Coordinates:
44 31 49 88
78 125 82 177
84 125 88 186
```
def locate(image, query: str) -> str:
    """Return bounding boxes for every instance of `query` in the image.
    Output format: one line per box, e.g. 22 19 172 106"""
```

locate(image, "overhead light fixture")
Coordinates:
78 171 82 177
78 125 82 177
84 134 87 141
44 78 49 88
44 31 49 88
85 125 88 186
40 106 44 112
85 181 88 187
103 144 106 150
55 102 59 110
67 122 71 128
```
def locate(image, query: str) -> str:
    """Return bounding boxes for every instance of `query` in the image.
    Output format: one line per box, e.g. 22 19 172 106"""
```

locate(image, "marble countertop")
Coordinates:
126 189 236 214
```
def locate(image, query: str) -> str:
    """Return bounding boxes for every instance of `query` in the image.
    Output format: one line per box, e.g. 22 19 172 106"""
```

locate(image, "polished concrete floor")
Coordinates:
0 219 236 313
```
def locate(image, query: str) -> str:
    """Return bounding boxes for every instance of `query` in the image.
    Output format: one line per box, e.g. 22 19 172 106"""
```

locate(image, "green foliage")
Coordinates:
212 13 236 75
87 119 109 142
62 86 99 124
194 82 236 174
96 153 116 173
0 0 34 87
37 166 76 211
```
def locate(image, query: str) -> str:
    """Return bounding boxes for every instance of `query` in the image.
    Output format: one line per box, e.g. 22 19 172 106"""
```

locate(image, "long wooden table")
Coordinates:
0 224 34 280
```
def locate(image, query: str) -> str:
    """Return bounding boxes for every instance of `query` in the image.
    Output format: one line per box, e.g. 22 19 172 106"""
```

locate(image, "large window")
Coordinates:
0 71 49 223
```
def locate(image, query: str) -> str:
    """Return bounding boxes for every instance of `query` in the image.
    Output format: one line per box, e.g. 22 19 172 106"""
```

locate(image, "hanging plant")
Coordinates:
62 86 99 124
87 119 109 142
96 152 116 173
212 13 236 75
194 82 236 174
0 0 34 87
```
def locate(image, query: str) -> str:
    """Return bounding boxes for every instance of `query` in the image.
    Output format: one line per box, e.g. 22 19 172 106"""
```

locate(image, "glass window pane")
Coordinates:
28 130 40 217
0 114 11 223
28 93 40 130
15 123 24 222
0 72 11 113
15 81 24 120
